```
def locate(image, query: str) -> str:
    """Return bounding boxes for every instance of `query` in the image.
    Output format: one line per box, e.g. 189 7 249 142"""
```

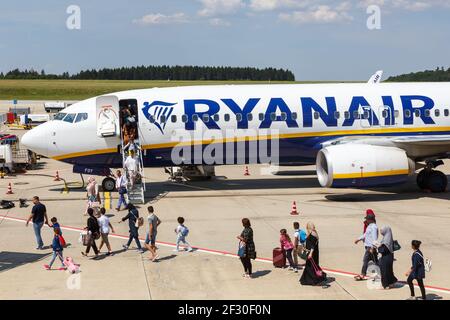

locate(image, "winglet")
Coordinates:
368 70 383 84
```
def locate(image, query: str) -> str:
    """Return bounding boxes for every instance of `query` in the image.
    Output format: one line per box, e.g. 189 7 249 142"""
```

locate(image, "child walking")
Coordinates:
44 228 66 270
406 240 427 300
280 229 296 271
174 217 193 252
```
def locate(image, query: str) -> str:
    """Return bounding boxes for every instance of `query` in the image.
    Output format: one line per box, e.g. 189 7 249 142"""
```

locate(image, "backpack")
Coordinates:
181 226 189 237
416 252 432 272
58 235 67 248
1 200 15 209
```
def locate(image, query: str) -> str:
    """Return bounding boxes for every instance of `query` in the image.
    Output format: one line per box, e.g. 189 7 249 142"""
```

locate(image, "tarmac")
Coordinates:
1 133 450 299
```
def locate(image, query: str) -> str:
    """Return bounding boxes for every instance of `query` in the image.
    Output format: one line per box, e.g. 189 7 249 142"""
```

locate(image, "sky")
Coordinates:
0 0 449 81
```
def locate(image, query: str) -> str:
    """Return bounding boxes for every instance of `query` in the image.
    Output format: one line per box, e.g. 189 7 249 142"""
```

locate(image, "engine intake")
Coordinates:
316 144 415 188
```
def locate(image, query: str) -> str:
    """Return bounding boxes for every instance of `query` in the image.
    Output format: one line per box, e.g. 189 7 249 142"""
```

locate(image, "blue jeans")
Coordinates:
117 193 127 210
33 221 44 248
49 251 64 268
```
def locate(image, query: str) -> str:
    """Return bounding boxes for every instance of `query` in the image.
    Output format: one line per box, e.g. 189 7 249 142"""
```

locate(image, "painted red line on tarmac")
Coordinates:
2 213 450 295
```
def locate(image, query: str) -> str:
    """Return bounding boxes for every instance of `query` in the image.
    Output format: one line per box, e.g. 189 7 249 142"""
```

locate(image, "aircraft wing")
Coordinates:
322 135 450 148
390 135 450 146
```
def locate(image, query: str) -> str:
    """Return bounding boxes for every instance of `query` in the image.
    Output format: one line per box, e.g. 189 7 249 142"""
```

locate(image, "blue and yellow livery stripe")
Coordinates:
333 169 410 180
51 126 450 161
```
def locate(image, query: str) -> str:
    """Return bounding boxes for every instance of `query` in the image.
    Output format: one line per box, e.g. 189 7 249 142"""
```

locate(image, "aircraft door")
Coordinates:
96 96 120 138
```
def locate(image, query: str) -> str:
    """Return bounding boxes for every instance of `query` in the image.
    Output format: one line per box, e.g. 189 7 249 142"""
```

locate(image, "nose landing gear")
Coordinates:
416 160 448 193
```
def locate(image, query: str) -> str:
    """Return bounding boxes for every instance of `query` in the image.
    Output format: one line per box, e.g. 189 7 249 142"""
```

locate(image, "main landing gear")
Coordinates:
416 160 448 193
102 177 116 192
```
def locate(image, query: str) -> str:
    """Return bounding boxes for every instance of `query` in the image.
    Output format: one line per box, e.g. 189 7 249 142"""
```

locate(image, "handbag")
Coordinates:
82 232 91 246
310 258 323 278
118 187 127 195
300 248 310 260
237 241 246 258
393 240 401 252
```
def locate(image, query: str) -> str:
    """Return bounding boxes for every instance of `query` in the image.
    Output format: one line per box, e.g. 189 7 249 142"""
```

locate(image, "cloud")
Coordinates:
208 18 231 27
249 0 315 11
358 0 450 11
197 0 245 17
133 13 189 25
279 4 353 24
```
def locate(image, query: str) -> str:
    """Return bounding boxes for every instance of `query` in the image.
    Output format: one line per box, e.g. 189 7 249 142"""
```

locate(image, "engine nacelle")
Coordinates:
316 144 415 188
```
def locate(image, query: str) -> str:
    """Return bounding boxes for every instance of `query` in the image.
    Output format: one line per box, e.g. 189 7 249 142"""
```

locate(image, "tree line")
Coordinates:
387 67 450 82
0 65 296 81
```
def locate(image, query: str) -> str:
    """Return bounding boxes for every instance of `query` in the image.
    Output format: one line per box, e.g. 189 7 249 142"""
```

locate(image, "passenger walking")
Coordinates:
97 208 115 256
115 170 128 211
354 213 378 281
406 240 427 300
174 217 193 252
280 229 296 271
300 222 327 286
237 218 256 279
43 228 66 270
120 204 144 253
124 150 139 189
85 176 100 216
82 208 100 258
377 226 398 289
144 206 161 261
26 196 49 250
293 222 307 269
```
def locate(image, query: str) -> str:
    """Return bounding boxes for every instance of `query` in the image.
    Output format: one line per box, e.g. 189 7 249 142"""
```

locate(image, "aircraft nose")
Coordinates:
21 126 49 156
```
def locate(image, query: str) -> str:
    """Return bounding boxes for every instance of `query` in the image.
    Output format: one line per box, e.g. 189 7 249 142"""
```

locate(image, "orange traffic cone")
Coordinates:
244 166 250 176
290 201 299 215
54 171 61 181
6 183 13 195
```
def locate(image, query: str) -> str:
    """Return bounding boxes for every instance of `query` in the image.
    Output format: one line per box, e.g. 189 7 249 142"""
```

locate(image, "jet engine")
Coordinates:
316 144 415 188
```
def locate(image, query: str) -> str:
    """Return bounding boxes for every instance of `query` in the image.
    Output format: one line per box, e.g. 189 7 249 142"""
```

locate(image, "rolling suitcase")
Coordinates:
273 247 286 268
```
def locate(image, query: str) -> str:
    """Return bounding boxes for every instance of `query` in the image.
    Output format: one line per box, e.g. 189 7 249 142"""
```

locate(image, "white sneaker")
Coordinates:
294 268 299 273
288 267 293 271
187 248 194 252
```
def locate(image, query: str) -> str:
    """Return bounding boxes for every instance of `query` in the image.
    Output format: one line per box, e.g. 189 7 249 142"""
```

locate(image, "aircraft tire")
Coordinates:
416 170 430 190
102 177 116 192
427 170 448 193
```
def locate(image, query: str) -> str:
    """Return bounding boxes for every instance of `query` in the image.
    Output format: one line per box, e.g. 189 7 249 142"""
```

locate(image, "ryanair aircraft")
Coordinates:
22 83 450 193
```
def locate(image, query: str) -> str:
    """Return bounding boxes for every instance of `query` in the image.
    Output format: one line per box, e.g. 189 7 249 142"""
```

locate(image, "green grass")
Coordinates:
0 79 351 101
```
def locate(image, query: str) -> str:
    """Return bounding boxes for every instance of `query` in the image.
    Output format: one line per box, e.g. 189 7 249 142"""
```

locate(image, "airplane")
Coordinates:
21 82 450 197
368 70 383 84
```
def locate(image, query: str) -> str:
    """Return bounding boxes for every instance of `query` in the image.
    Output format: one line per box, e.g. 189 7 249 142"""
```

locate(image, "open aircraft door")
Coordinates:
96 96 120 138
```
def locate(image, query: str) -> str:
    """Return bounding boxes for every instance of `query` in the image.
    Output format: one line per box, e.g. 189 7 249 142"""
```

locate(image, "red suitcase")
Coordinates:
273 247 286 268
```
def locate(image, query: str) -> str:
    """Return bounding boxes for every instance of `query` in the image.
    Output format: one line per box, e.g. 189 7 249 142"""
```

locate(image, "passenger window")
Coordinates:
247 113 253 121
445 109 450 117
382 110 388 118
363 111 370 119
75 113 88 123
313 112 319 120
192 114 199 122
270 113 276 121
259 113 264 121
414 110 421 117
181 115 188 123
344 111 350 120
404 110 411 118
435 109 440 117
160 115 167 123
224 114 230 122
63 113 76 123
353 111 359 119
213 114 220 122
202 114 210 123
394 110 399 118
280 113 287 121
54 113 67 121
236 113 242 122
334 111 340 119
149 115 155 123
424 110 431 117
291 112 298 120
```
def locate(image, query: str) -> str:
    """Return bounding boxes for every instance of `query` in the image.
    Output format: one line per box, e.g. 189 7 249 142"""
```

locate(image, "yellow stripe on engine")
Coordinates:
333 169 410 179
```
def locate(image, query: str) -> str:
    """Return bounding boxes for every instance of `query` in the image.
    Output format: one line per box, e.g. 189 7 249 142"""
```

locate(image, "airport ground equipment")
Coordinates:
0 134 37 172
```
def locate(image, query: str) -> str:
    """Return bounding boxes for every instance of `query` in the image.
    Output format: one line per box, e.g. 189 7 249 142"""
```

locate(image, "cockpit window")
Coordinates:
53 113 67 121
63 113 76 123
75 113 88 123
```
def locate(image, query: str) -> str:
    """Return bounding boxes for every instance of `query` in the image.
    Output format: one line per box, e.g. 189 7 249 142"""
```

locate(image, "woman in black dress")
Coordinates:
300 222 327 286
237 218 256 279
377 226 398 289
